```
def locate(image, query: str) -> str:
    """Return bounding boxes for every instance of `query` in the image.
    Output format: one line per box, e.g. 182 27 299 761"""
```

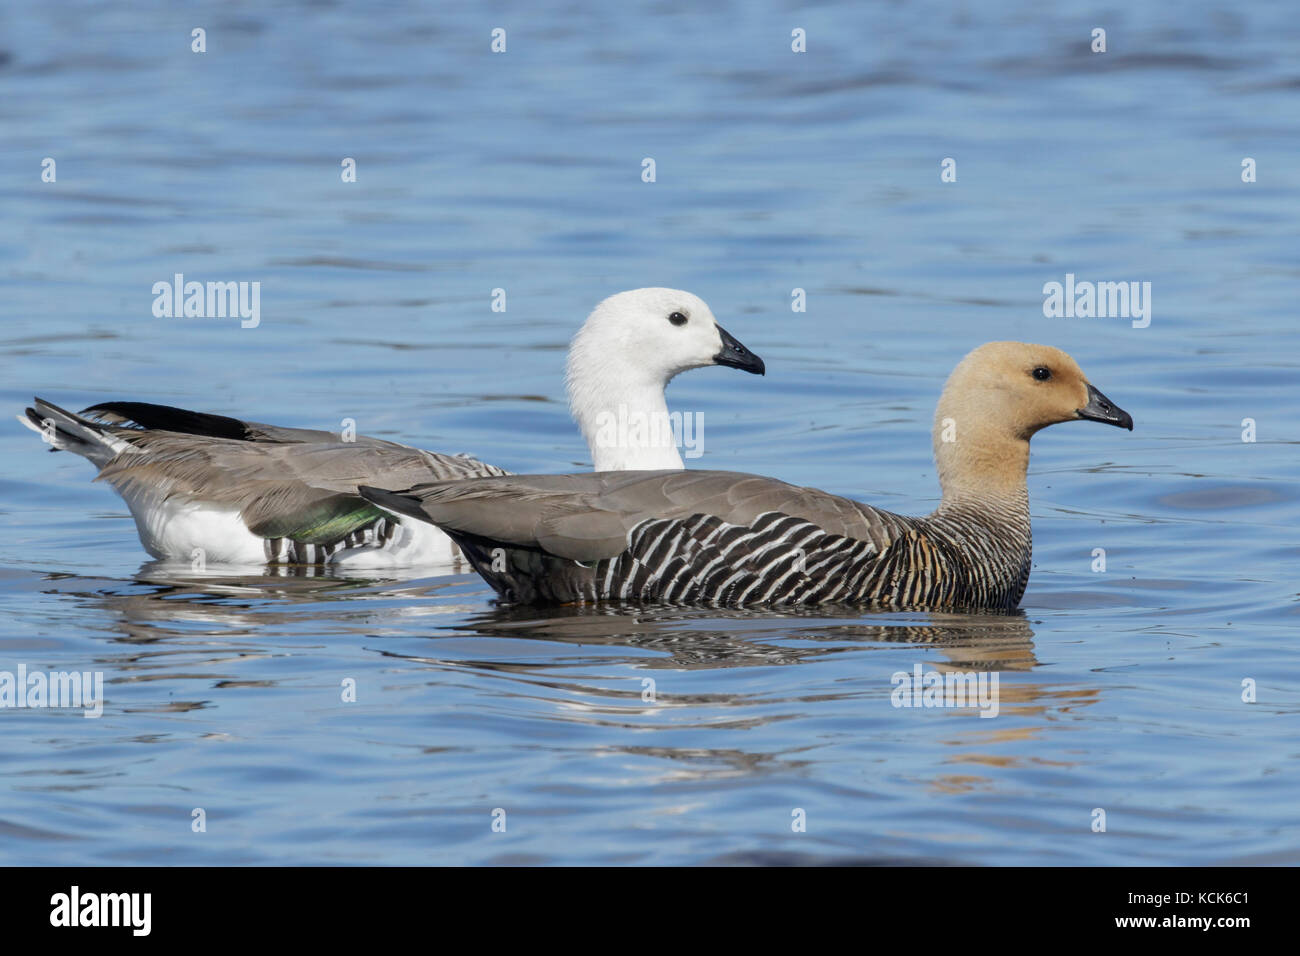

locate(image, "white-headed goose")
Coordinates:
20 289 764 568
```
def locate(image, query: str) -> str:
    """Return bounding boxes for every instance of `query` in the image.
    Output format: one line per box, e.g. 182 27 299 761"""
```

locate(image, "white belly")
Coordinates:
331 519 462 570
125 491 267 565
121 485 463 572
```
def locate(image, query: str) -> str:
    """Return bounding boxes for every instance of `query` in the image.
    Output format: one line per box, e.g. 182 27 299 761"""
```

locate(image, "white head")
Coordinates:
565 288 764 471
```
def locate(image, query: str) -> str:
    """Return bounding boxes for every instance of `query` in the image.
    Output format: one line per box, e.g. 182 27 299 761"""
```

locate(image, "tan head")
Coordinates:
932 342 1132 501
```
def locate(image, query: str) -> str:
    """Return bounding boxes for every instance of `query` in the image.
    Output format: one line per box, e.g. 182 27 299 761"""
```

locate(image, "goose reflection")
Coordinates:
41 564 1099 796
423 602 1040 672
55 564 1050 719
71 562 1043 673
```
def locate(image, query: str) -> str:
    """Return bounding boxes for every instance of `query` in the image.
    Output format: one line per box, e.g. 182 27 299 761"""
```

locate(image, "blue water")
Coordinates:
1 0 1297 864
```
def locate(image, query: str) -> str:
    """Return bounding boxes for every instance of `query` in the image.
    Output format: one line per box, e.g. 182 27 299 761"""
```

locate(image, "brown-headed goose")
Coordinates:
19 289 764 569
359 342 1132 609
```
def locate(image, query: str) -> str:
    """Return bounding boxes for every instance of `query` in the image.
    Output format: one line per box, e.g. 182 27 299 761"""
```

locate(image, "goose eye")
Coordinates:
1032 366 1052 381
667 311 688 326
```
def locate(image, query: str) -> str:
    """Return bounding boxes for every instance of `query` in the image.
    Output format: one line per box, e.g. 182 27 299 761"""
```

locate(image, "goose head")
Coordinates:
933 341 1132 500
566 288 764 470
567 288 764 391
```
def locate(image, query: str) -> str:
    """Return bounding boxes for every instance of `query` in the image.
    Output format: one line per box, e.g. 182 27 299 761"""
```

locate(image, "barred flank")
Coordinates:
263 515 399 565
581 499 1032 611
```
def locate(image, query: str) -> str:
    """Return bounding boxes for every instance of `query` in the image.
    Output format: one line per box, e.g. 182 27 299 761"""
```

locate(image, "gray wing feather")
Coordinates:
96 432 505 536
393 470 898 561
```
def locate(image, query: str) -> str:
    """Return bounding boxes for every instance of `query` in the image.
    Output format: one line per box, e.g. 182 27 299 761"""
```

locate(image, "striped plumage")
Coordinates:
360 342 1132 610
263 514 399 565
573 501 1033 609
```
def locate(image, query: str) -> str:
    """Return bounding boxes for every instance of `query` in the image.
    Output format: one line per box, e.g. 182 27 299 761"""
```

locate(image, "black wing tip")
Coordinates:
357 485 431 524
75 400 251 439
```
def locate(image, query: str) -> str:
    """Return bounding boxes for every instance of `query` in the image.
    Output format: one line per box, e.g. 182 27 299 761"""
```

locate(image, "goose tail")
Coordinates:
18 398 132 467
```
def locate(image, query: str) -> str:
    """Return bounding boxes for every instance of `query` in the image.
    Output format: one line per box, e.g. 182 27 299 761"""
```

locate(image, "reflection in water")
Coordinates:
41 565 478 713
77 562 1046 671
94 567 1046 664
73 566 1048 681
30 565 1107 862
93 569 1102 780
438 602 1040 671
54 566 1060 724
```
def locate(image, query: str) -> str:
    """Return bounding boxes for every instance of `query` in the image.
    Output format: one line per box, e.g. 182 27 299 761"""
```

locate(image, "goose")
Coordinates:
19 288 765 569
358 342 1132 609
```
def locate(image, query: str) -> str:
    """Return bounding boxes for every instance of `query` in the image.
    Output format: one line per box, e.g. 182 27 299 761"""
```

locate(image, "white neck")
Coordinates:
568 364 686 472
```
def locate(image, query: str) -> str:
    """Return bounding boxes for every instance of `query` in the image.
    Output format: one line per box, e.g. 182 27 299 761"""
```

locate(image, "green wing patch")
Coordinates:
247 494 387 545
